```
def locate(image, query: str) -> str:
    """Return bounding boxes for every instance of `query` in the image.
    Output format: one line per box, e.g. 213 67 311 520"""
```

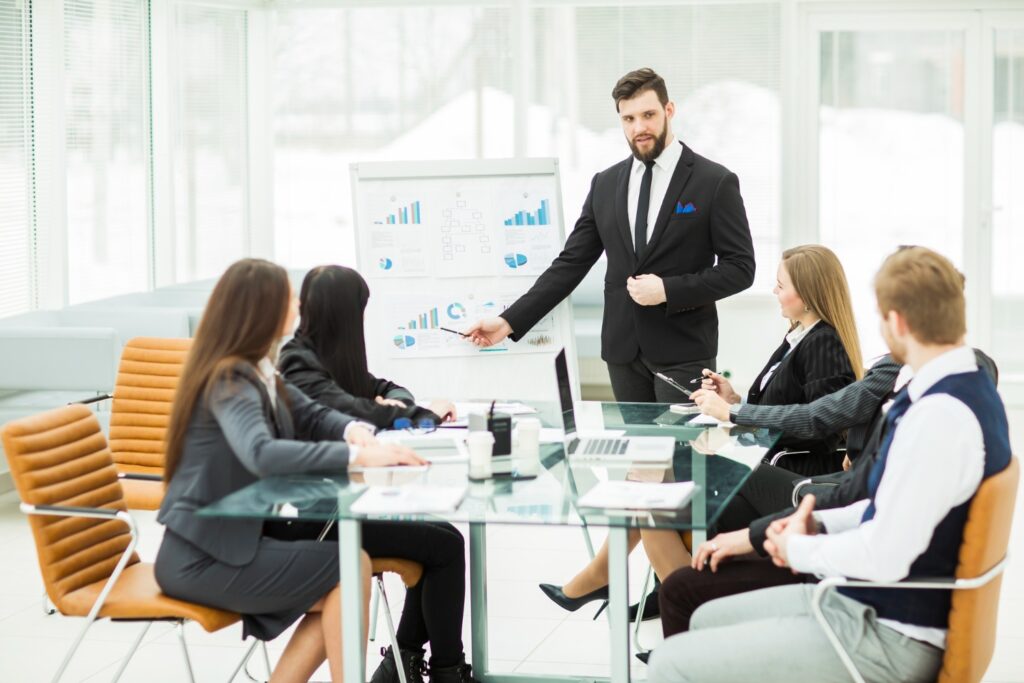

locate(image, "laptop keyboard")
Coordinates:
582 438 629 455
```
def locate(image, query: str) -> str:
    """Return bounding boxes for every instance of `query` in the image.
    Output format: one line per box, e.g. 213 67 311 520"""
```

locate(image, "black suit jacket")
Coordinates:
501 142 755 364
748 322 857 474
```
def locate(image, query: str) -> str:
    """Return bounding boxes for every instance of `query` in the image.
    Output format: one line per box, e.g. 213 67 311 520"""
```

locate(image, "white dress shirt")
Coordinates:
787 345 984 649
627 138 683 246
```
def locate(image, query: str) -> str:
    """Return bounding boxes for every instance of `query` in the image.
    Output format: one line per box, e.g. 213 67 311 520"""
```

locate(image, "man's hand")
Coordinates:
350 443 427 468
344 425 377 447
764 494 818 570
464 317 512 347
691 529 754 573
842 455 852 472
692 389 731 421
375 396 406 408
626 274 666 306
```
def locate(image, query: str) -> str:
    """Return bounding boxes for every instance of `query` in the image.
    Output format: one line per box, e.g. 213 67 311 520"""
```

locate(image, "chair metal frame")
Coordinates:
21 502 268 683
811 557 1009 683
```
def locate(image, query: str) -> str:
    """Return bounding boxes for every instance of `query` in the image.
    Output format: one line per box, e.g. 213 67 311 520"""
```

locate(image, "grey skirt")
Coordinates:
154 530 339 641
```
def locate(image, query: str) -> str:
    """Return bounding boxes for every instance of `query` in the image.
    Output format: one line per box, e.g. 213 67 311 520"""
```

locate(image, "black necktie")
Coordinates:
634 160 655 258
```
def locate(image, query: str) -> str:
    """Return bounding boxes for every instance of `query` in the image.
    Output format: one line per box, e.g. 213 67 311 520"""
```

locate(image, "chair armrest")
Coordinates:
117 472 163 482
769 449 810 466
810 558 1009 683
19 502 139 623
791 478 841 506
70 393 114 407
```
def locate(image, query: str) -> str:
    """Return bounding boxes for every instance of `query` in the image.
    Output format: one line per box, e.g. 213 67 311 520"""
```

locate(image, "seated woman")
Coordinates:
154 258 424 683
279 264 455 430
279 263 477 683
539 244 862 620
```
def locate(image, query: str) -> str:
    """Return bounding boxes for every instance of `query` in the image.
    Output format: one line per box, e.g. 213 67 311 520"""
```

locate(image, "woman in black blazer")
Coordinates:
278 265 455 430
694 244 863 476
278 265 477 683
155 259 424 683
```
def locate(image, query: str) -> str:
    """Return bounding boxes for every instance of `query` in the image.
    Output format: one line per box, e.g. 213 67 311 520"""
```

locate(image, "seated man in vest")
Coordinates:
648 246 1012 683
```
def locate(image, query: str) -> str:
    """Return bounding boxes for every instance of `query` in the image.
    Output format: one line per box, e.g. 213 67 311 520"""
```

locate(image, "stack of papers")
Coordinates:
350 485 467 514
577 481 698 511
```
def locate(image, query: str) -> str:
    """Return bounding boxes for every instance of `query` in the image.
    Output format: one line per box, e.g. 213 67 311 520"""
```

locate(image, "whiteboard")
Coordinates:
351 159 580 402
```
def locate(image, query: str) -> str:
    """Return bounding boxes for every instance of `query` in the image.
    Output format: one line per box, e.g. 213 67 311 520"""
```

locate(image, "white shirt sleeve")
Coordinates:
786 395 984 581
813 499 870 534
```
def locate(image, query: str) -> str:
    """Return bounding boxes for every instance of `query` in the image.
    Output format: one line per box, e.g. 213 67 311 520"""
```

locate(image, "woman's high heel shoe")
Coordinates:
538 583 609 614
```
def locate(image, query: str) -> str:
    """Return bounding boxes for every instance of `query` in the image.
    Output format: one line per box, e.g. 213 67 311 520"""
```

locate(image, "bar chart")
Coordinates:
404 307 440 330
375 200 423 225
503 199 551 226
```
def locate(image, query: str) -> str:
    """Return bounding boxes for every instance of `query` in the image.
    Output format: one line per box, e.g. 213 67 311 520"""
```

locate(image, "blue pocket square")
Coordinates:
675 201 696 215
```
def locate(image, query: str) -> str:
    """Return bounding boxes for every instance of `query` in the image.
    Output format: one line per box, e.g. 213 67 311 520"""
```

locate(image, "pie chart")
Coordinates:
504 253 528 269
446 302 466 320
379 257 393 270
393 334 415 350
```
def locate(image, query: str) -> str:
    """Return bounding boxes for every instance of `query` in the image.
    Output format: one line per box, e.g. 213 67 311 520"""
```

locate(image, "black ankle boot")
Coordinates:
427 656 479 683
370 646 427 683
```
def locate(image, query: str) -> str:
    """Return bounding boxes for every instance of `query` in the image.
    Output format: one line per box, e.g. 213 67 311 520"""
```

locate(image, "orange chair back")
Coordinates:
1 404 138 614
939 456 1019 683
109 337 191 472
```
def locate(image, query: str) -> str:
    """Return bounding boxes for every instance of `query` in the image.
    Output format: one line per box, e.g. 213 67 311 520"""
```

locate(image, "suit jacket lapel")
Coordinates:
637 143 694 270
614 159 634 260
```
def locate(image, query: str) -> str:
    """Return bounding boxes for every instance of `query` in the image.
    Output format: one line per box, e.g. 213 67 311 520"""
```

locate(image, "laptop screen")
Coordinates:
554 349 576 435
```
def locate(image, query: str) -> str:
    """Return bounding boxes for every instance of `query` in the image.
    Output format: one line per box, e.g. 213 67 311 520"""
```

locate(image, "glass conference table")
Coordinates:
199 401 780 683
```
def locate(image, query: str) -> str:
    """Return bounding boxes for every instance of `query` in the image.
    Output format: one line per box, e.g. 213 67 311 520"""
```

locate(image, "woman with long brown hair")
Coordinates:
155 258 424 683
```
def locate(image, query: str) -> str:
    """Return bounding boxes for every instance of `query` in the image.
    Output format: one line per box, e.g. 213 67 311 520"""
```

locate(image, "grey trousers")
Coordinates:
647 584 943 683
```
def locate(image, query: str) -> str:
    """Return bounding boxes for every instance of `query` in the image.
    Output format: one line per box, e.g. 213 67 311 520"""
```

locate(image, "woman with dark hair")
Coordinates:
154 258 424 683
279 264 477 683
279 265 455 429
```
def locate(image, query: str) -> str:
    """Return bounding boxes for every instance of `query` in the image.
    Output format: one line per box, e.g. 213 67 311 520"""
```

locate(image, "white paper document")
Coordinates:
688 413 733 426
576 481 698 511
455 401 539 417
350 485 468 514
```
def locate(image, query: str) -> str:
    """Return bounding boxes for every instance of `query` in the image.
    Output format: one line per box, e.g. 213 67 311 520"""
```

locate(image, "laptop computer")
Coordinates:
555 349 674 463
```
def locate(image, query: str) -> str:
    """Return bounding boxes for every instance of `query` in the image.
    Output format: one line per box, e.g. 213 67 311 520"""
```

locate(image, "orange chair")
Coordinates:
2 404 263 682
812 457 1020 683
79 337 191 510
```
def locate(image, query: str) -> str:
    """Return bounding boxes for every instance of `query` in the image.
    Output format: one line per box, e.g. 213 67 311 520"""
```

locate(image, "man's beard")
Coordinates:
628 124 669 163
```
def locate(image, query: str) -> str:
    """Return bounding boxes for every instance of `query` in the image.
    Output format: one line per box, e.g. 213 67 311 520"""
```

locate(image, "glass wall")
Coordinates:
991 27 1024 375
818 29 966 359
64 0 149 304
169 4 248 282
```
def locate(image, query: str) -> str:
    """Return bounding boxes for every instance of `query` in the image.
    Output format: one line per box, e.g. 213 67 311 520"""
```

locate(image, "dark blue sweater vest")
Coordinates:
838 369 1010 629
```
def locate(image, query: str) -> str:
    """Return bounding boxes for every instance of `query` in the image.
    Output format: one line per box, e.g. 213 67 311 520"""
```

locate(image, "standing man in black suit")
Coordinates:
466 68 756 402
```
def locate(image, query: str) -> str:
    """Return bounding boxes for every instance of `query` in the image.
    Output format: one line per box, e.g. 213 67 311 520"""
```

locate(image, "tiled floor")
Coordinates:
1 409 1022 682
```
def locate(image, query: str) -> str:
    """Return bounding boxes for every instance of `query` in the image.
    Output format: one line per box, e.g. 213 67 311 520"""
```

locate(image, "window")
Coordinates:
64 0 150 304
530 3 782 293
169 4 248 282
0 0 32 317
271 6 514 269
818 28 966 359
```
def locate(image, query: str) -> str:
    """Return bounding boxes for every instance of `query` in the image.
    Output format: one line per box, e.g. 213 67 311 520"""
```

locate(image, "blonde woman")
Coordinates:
539 245 862 622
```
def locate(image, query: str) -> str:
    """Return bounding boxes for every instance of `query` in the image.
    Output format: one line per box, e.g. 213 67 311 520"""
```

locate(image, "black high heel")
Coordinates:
538 583 609 613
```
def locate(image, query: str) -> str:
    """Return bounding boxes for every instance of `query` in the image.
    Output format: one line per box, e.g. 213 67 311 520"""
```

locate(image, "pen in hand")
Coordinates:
440 326 471 338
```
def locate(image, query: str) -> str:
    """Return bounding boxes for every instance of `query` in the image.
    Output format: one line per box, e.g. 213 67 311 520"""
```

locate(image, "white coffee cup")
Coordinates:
515 418 542 475
466 431 495 480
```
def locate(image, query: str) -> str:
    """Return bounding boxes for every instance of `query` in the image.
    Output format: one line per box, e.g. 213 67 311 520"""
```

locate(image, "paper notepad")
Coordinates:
576 481 698 511
350 485 467 515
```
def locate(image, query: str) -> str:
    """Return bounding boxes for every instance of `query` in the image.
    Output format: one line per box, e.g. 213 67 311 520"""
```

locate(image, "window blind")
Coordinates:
0 0 32 317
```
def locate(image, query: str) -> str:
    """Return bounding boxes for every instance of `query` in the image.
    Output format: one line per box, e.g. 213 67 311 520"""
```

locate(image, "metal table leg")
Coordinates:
692 452 708 546
339 519 365 683
607 526 631 683
469 522 489 679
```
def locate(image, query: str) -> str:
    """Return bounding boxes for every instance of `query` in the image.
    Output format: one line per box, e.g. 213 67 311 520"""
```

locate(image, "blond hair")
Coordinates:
782 245 864 379
874 246 965 345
